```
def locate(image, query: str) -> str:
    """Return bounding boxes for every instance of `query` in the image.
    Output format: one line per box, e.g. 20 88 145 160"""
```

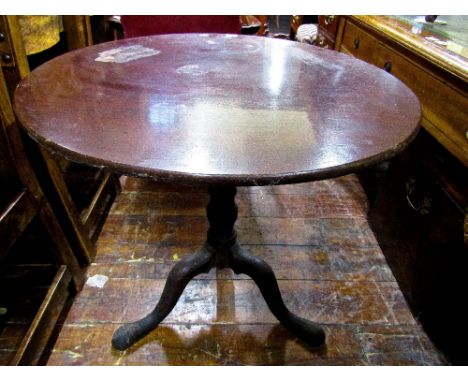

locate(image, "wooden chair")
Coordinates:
0 66 85 365
0 16 120 264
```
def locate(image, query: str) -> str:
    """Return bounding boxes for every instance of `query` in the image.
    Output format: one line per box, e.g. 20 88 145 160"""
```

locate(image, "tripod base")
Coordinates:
112 187 325 351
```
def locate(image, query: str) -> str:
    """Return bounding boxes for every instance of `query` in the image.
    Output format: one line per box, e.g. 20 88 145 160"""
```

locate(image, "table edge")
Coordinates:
17 117 421 187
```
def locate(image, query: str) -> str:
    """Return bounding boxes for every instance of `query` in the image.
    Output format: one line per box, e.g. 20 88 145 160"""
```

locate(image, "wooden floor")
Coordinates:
45 175 446 365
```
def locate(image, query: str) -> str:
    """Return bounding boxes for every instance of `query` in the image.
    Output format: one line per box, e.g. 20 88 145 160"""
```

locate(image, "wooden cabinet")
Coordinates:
367 129 467 364
335 16 468 167
334 16 467 364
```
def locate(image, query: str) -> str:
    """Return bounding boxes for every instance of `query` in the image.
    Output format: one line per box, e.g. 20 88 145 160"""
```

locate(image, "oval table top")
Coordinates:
14 34 421 186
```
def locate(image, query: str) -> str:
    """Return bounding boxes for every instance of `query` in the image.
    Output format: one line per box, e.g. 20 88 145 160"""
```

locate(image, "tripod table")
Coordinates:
14 34 421 351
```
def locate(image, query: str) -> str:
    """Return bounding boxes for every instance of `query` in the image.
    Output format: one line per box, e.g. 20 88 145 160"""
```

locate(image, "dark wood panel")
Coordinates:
369 139 467 364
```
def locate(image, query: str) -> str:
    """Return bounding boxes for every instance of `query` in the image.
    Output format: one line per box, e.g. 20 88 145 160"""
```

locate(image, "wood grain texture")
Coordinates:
45 175 446 365
14 34 421 186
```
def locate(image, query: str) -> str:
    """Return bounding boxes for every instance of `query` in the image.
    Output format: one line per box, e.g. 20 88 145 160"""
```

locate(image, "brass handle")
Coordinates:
324 15 335 25
353 37 360 49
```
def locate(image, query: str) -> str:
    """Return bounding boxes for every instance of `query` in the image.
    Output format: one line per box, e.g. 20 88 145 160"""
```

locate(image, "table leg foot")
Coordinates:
229 244 326 347
112 246 214 350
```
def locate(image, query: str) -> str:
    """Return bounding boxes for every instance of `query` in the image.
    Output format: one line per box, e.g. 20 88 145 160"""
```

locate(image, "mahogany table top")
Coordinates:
14 34 421 186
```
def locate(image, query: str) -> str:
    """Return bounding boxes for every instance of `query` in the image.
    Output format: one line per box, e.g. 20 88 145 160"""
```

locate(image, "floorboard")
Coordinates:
45 175 446 365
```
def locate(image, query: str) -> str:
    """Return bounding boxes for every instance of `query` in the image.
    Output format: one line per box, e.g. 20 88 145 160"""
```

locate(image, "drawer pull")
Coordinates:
0 32 5 42
2 53 11 63
353 37 360 49
384 61 392 73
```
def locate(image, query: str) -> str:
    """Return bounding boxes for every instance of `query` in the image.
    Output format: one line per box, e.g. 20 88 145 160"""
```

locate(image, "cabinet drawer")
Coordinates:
339 20 377 63
373 43 468 163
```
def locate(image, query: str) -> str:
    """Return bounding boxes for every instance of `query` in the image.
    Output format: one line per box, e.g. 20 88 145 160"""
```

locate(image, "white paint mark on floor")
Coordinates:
86 274 109 288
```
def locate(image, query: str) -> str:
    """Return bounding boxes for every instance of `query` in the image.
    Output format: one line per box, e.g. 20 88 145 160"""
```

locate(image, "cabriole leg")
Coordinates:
229 243 326 347
112 247 214 350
